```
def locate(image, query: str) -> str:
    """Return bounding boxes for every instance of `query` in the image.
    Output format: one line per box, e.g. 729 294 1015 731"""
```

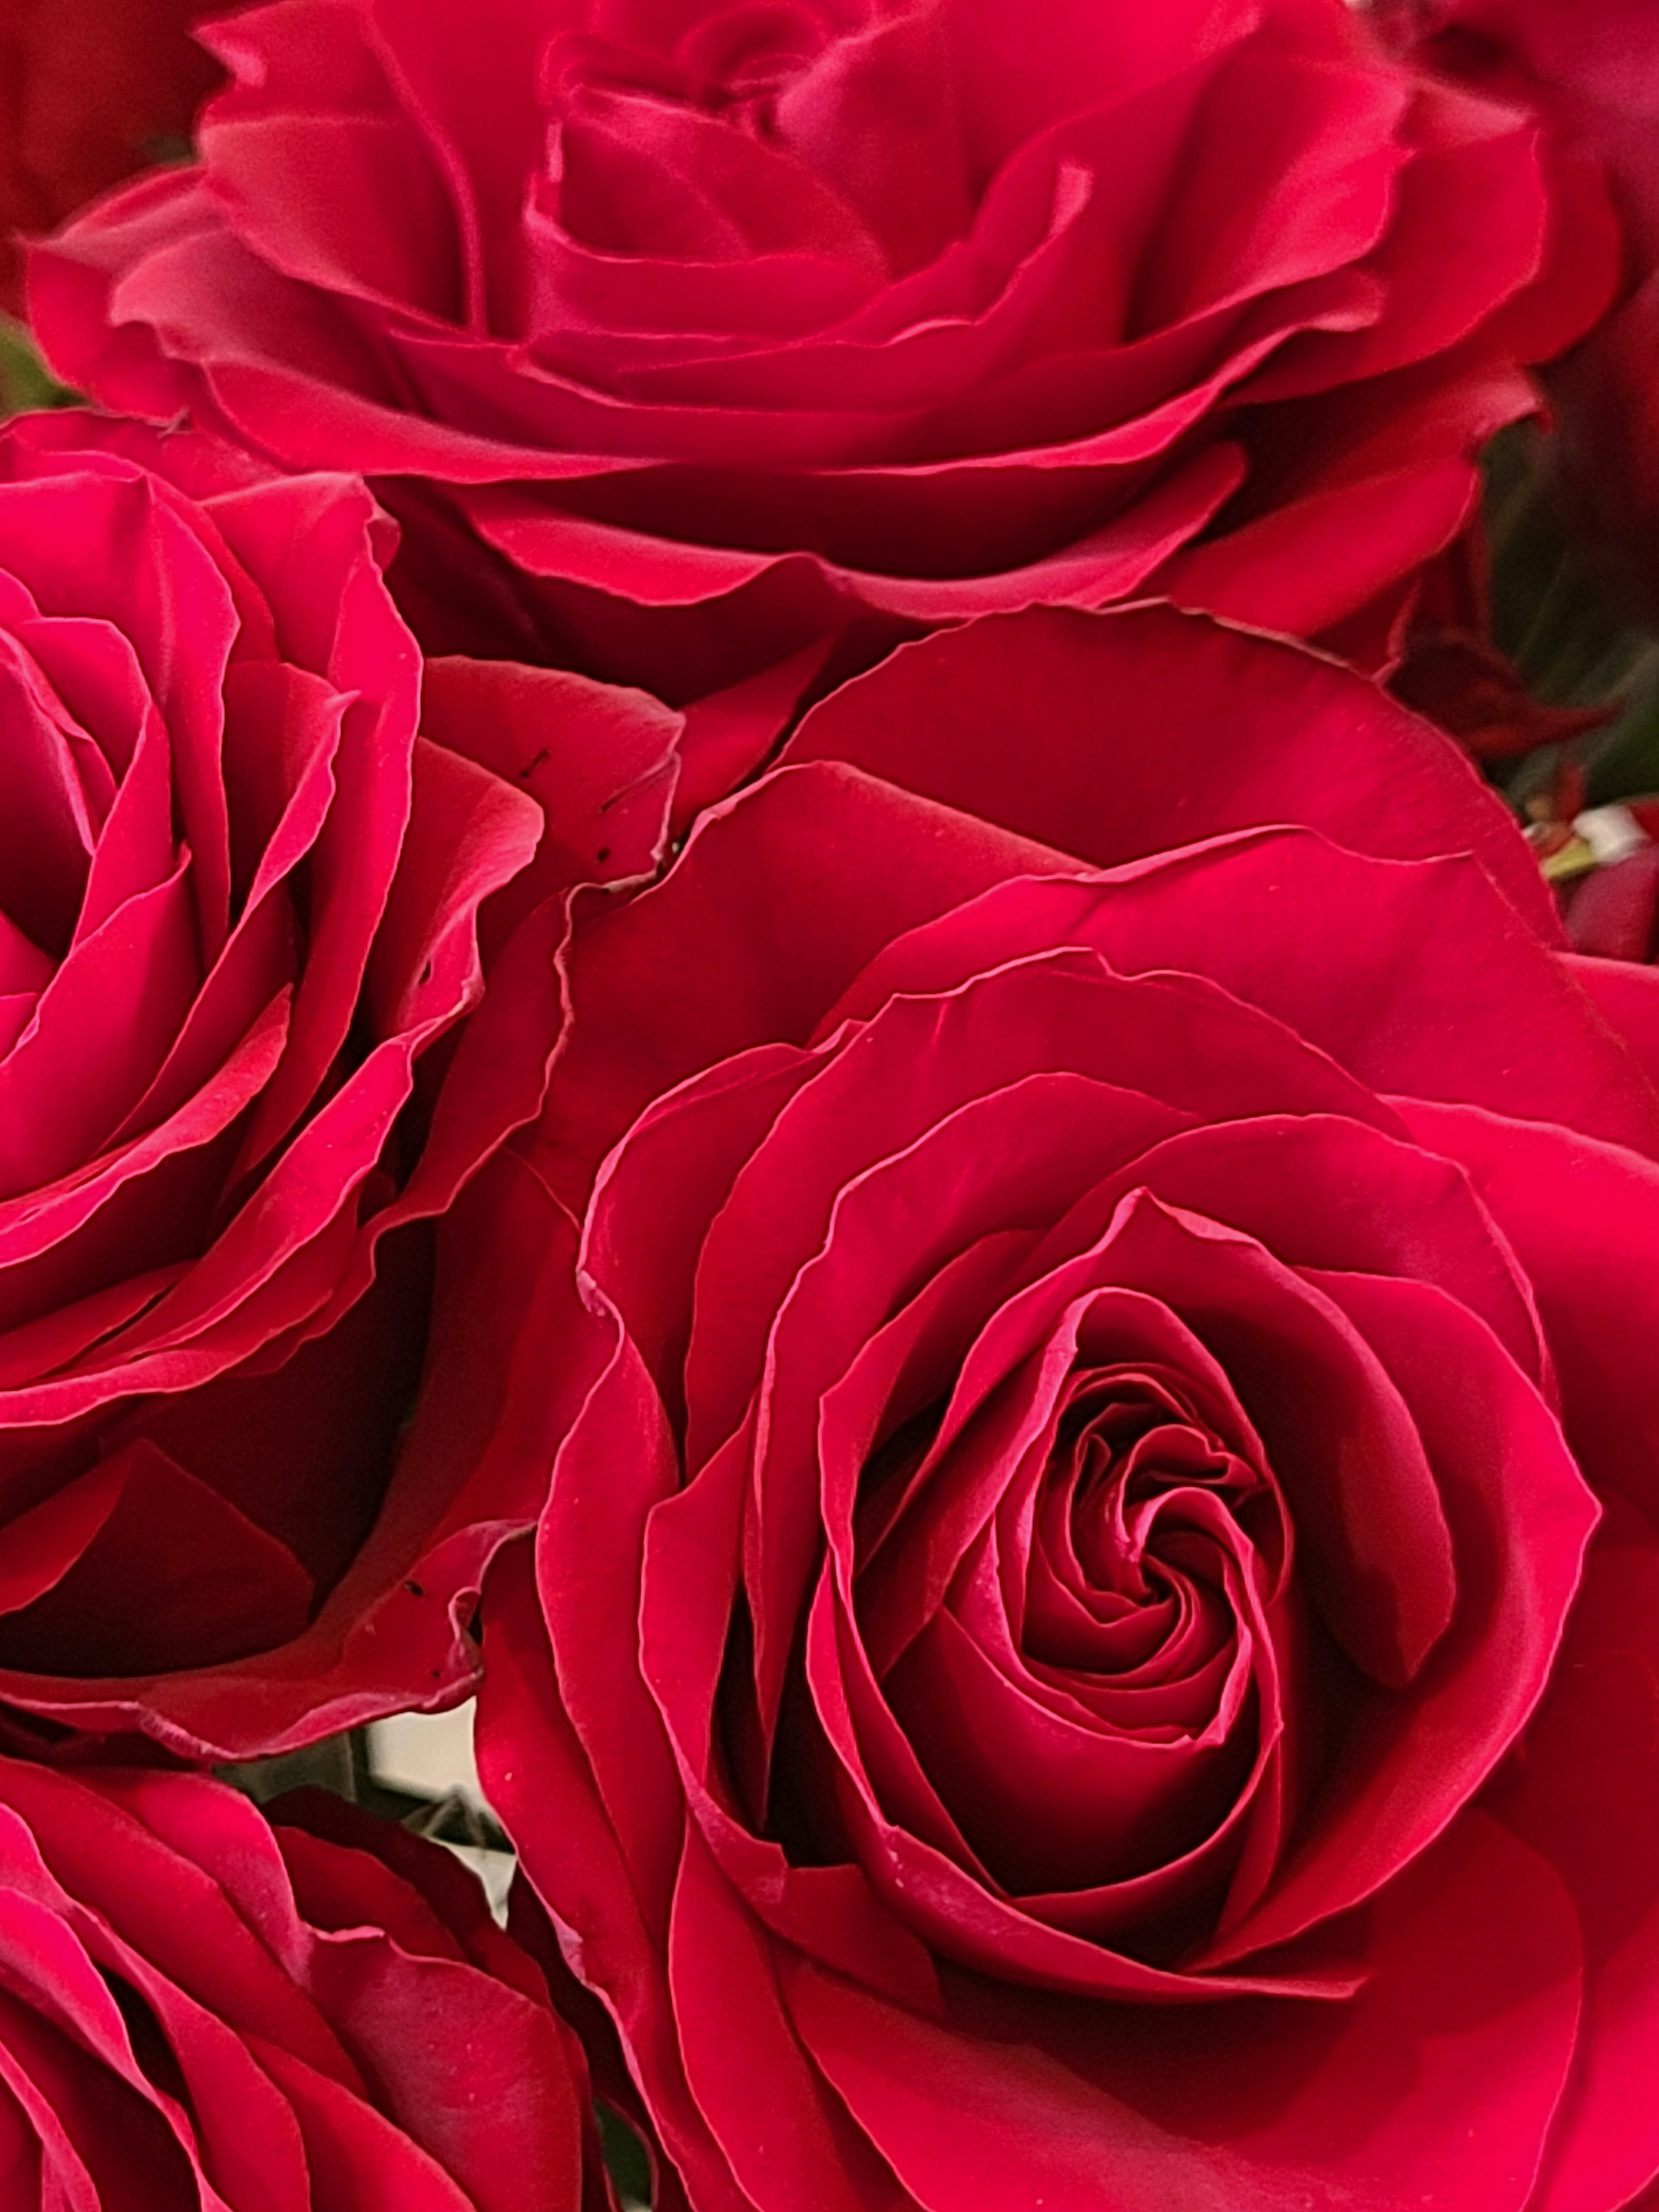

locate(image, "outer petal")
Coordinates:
1490 1504 1659 2212
0 1754 610 2209
781 604 1560 941
784 1811 1581 2212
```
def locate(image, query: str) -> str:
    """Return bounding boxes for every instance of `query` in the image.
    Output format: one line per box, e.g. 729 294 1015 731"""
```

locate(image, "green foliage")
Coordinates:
1484 423 1659 806
598 2105 655 2206
0 320 75 416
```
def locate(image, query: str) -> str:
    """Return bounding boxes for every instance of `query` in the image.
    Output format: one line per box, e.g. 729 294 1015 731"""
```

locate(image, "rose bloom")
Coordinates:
1376 0 1659 253
0 1755 609 2209
0 407 685 1760
477 603 1659 2211
26 0 1615 703
1376 0 1659 624
0 0 222 313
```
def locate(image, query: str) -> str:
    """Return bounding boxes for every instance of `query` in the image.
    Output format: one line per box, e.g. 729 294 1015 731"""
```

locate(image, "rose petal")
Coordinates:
784 1809 1580 2212
782 601 1561 943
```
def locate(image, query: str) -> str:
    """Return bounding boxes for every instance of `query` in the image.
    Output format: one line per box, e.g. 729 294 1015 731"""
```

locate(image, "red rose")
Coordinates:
0 407 681 1759
0 0 222 312
0 1756 609 2209
1375 0 1659 257
26 0 1615 702
1566 843 1659 957
1560 805 1659 961
477 604 1659 2211
1376 0 1659 624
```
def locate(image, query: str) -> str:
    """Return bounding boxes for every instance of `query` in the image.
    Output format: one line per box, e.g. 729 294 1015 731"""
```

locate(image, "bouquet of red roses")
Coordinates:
1 0 1659 2205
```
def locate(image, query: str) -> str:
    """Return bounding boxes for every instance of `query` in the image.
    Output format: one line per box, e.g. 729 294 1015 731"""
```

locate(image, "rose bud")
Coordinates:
1559 806 1659 962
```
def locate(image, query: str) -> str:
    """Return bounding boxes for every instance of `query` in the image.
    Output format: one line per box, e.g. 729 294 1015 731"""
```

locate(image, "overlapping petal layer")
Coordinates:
479 605 1659 2210
28 0 1615 699
0 1758 606 2210
0 410 658 1757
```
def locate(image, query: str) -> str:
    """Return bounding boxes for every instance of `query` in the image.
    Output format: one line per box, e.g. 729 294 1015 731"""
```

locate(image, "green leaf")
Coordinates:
0 319 76 416
598 2105 654 2207
1481 423 1659 810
